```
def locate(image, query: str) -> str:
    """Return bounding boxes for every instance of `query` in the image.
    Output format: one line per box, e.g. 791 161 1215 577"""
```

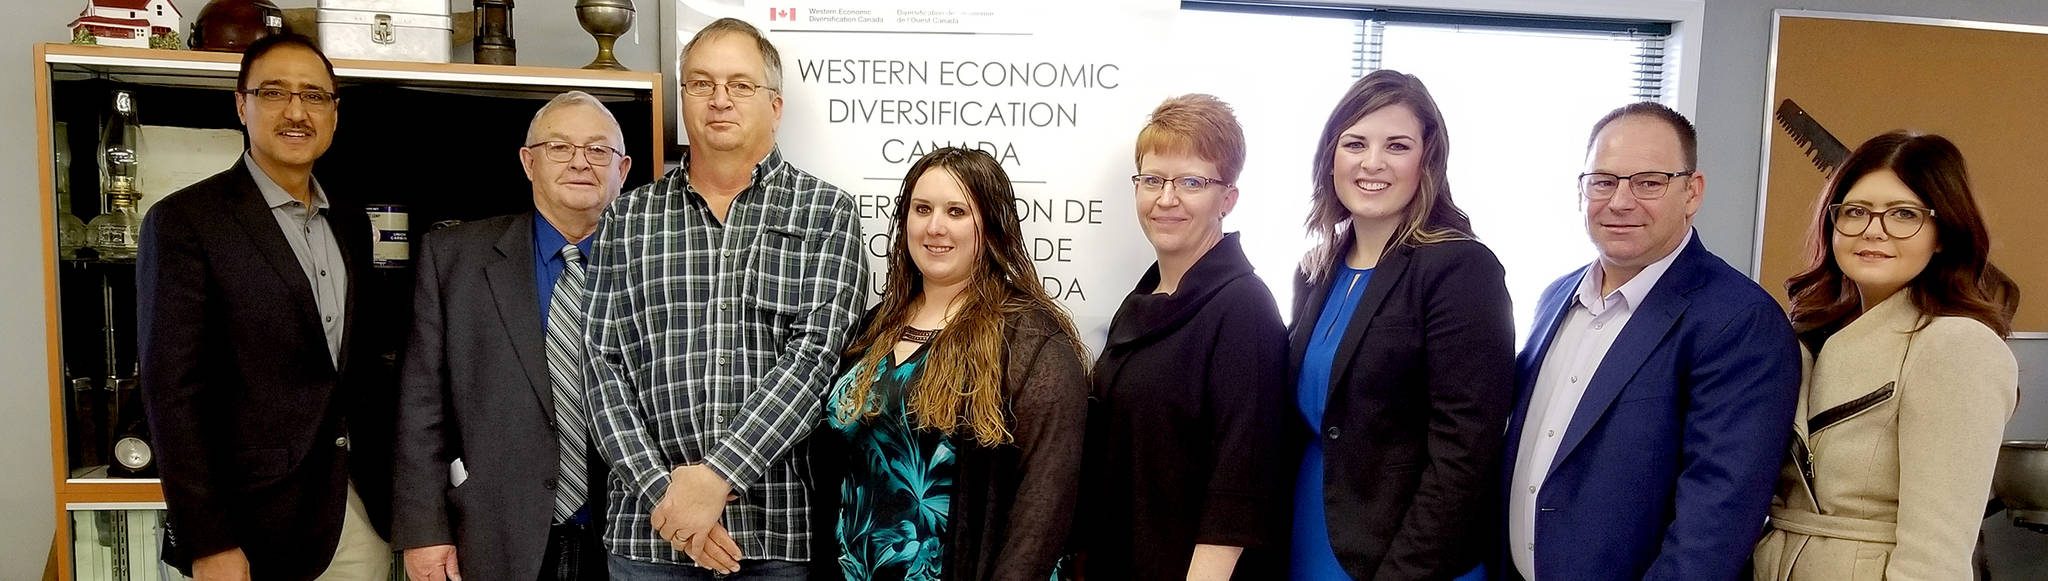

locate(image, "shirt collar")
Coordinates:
244 152 328 211
533 211 594 261
676 146 783 191
1575 229 1693 314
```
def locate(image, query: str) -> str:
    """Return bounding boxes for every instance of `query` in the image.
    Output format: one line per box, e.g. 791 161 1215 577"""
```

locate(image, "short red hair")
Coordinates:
1134 94 1246 184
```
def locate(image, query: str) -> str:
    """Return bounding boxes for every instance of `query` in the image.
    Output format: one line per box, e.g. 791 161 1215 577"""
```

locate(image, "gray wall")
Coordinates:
3 0 2045 578
0 2 663 578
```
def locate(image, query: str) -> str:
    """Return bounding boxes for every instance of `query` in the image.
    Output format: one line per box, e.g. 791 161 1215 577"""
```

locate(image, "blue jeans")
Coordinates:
607 554 808 581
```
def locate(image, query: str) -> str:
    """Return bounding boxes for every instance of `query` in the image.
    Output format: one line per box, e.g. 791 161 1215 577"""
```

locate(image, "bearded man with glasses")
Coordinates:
141 33 400 581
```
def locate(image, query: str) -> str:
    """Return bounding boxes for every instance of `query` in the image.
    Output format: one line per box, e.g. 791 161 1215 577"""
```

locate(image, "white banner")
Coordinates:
678 0 1177 350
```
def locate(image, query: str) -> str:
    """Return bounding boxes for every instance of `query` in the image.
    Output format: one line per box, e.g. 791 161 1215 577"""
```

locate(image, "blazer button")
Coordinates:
334 436 349 448
1325 427 1340 440
545 478 558 491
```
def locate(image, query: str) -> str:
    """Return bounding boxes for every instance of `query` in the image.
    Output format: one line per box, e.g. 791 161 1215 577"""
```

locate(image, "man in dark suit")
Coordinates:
1497 102 1801 581
140 34 397 581
391 91 632 581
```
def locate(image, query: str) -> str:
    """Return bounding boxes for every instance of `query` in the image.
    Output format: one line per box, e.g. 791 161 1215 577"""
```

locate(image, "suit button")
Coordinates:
334 436 349 448
1325 427 1340 440
548 419 558 430
545 479 558 491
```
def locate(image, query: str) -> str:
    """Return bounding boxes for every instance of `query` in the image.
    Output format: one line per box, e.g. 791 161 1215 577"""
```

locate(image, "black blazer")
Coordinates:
1284 238 1516 581
139 160 396 581
391 213 609 580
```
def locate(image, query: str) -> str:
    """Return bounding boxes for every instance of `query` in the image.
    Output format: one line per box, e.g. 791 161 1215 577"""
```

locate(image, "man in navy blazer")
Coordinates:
1497 103 1800 581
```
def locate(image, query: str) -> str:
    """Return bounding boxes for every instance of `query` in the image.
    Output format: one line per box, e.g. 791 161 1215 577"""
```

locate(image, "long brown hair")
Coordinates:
1301 69 1474 281
836 148 1083 446
1786 131 2019 350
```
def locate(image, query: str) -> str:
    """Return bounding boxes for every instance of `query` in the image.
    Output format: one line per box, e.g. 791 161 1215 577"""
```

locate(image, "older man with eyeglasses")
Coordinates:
141 33 400 581
391 90 634 581
583 17 867 581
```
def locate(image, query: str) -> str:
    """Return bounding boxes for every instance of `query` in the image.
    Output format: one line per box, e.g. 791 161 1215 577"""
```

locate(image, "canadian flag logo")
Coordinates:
769 8 795 21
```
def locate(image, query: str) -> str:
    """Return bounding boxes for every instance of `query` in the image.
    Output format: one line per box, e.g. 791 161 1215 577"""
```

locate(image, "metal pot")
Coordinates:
1993 440 2048 532
575 0 635 71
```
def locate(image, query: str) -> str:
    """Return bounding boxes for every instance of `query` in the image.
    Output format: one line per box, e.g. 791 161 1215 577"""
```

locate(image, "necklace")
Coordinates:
899 326 940 344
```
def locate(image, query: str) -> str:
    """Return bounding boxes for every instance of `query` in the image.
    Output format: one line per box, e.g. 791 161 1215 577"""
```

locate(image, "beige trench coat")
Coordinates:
1753 291 2017 580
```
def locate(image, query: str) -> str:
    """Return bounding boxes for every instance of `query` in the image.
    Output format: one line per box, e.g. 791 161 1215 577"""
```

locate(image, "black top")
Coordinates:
1080 233 1290 580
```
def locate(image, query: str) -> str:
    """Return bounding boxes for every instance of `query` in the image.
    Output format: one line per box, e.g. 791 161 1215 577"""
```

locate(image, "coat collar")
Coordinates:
1104 233 1258 349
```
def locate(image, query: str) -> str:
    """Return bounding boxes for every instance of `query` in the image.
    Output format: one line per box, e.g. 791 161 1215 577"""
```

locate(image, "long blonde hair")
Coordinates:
836 148 1083 447
1302 70 1474 281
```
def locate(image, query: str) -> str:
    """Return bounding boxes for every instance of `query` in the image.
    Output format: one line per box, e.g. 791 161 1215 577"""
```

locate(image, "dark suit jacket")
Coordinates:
1284 238 1517 580
1496 233 1800 581
138 160 395 581
391 213 608 581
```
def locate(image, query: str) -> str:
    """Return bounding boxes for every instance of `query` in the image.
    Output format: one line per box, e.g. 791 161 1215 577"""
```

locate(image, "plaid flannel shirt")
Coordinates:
584 147 867 563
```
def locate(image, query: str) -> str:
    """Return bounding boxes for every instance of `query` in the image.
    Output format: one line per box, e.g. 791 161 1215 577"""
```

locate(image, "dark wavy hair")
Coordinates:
1785 131 2018 350
1301 69 1473 282
835 148 1083 446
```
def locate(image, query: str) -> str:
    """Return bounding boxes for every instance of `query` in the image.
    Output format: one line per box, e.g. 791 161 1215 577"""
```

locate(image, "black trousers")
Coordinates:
540 521 610 581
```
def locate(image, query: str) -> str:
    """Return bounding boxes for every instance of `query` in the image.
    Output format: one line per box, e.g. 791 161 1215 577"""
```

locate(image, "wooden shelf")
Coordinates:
56 479 163 506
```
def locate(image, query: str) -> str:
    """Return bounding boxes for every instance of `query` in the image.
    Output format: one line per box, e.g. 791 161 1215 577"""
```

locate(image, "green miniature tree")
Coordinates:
150 31 180 50
70 27 98 46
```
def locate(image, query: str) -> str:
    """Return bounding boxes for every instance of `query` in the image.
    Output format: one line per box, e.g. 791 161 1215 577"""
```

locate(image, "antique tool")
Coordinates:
1773 98 1851 174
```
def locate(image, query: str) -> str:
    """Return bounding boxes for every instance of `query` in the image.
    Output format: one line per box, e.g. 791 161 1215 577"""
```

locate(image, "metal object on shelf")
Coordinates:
1993 440 2048 533
56 121 89 259
190 0 285 52
90 90 142 261
315 0 455 64
473 0 514 65
366 204 410 268
575 0 635 71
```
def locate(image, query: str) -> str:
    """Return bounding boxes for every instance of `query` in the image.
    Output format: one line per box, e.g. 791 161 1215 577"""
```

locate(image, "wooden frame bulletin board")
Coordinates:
1755 10 2048 336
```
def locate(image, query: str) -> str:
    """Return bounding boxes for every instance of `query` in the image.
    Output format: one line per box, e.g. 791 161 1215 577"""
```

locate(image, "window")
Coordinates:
1174 2 1670 337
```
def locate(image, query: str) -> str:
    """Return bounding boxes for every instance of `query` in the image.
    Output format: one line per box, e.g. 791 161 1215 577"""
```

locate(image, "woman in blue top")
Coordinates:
1284 70 1517 580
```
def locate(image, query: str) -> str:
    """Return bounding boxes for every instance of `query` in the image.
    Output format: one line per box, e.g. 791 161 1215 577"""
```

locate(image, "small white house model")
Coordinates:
70 0 182 48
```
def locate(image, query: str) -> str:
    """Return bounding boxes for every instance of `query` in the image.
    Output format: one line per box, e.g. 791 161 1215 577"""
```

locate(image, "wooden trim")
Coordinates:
40 43 663 88
57 480 167 504
34 42 74 581
651 72 668 168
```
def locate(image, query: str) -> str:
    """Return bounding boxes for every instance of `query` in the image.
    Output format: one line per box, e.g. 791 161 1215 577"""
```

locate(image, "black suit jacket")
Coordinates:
391 213 607 581
139 160 395 581
1283 238 1516 580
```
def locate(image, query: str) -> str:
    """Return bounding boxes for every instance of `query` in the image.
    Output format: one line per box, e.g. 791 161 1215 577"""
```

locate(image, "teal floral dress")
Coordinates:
828 345 955 581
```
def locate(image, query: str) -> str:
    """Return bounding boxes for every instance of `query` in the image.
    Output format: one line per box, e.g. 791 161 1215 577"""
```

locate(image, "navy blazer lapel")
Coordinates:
226 160 325 354
1548 237 1709 475
484 213 554 414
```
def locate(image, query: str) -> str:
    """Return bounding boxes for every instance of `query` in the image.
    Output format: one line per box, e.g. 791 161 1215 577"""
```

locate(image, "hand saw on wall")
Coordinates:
1774 98 1851 173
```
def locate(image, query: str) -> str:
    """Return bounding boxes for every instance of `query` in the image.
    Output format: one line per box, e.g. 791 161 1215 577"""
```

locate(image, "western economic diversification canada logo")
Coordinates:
769 7 796 21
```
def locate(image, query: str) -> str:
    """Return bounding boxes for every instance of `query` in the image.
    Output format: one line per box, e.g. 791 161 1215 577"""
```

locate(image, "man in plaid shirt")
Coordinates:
584 18 866 579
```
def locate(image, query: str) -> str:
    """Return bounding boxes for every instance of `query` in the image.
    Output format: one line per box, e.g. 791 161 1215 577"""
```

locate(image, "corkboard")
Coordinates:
1758 12 2048 333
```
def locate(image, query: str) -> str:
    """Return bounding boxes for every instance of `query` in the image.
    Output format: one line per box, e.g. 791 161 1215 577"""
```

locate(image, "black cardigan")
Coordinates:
809 307 1089 581
1283 238 1516 581
1078 233 1290 580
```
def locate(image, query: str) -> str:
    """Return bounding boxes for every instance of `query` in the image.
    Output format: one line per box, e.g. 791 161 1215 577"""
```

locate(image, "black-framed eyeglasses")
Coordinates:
239 88 339 110
682 79 777 98
1577 170 1694 200
525 141 624 166
1131 174 1230 193
1830 203 1935 238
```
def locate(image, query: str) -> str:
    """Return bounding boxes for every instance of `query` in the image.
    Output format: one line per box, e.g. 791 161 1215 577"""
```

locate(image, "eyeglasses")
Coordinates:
525 141 624 167
239 88 339 110
1830 203 1935 238
682 79 776 98
1577 171 1694 200
1131 174 1230 193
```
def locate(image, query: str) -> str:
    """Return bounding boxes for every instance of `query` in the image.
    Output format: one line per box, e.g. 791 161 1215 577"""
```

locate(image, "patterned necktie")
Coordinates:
547 243 591 521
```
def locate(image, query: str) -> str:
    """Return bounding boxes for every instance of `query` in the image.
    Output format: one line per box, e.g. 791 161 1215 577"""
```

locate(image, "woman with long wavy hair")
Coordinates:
1284 70 1515 580
1753 131 2020 580
809 147 1089 581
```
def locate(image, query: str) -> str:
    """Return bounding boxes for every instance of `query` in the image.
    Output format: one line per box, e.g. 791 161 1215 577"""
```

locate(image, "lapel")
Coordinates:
327 188 364 374
484 213 554 414
1325 244 1414 398
226 160 326 365
1548 236 1709 475
1502 267 1586 470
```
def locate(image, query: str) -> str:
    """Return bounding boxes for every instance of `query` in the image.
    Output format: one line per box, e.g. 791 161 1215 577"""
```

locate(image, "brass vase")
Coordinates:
575 0 635 71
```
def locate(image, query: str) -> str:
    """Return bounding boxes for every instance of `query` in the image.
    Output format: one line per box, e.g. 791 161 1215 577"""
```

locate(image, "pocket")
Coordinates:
1851 546 1890 581
237 447 292 489
748 226 810 316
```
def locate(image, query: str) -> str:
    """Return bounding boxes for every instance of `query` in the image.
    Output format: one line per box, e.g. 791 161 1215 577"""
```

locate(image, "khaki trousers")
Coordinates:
312 482 393 581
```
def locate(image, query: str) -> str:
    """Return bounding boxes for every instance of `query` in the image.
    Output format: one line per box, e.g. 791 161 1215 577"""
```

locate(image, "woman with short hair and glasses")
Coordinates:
1077 94 1288 580
1753 131 2020 580
808 147 1090 581
1285 70 1514 580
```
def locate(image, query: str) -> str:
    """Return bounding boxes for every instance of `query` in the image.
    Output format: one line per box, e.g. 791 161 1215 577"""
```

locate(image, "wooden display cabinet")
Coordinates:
32 43 665 580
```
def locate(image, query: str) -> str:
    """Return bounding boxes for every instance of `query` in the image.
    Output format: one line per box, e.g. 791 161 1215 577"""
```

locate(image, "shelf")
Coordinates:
57 479 164 505
42 43 660 99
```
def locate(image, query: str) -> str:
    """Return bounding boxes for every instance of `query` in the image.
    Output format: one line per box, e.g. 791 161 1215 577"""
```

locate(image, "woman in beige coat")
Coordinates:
1754 131 2020 580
